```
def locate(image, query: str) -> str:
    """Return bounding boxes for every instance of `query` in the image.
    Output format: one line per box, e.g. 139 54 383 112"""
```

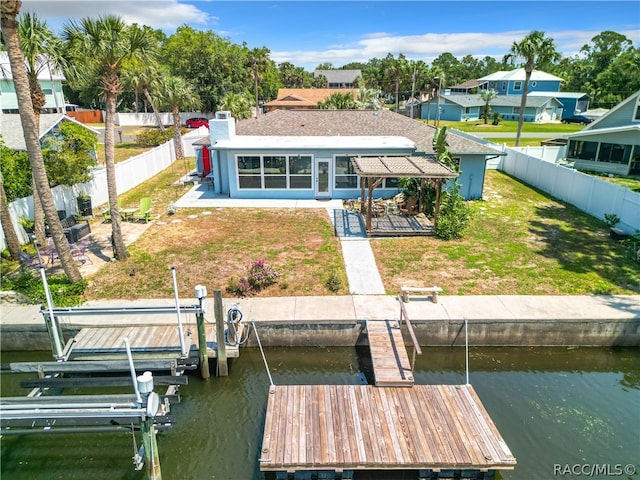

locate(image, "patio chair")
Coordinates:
100 200 121 223
133 197 152 223
399 196 418 216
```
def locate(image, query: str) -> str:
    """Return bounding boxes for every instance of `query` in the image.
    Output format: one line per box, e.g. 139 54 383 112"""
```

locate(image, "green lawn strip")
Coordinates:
436 120 585 134
484 137 551 147
371 170 639 295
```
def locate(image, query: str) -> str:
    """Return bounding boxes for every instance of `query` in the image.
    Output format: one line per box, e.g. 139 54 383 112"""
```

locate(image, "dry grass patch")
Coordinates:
84 208 347 300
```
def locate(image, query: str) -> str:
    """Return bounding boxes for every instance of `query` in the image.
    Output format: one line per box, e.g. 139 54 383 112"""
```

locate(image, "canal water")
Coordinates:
1 346 638 479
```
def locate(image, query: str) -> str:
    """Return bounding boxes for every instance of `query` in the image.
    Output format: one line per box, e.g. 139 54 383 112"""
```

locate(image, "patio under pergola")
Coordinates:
350 155 458 236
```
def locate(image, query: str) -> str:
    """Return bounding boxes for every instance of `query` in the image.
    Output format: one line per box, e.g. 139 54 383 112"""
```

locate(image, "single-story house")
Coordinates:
0 113 98 151
264 88 358 112
194 109 503 202
422 94 564 123
564 90 640 176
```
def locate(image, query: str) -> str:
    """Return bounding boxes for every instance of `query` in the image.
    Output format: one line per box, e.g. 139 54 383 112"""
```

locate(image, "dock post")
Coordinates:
141 413 162 479
197 312 210 378
214 290 228 376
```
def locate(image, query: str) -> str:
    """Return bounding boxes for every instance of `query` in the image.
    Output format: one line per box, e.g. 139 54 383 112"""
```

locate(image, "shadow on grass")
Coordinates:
529 203 640 293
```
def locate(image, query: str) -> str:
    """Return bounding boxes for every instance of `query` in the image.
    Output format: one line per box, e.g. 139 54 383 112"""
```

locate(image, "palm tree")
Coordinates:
506 30 560 146
246 47 270 118
157 75 200 160
317 92 358 109
480 89 498 124
122 60 166 132
0 171 22 261
2 0 82 282
382 53 409 112
63 15 156 261
17 12 65 246
218 92 251 121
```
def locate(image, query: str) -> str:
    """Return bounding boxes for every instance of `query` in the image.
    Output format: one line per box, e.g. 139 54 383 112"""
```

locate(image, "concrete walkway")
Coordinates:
328 208 385 295
2 294 638 327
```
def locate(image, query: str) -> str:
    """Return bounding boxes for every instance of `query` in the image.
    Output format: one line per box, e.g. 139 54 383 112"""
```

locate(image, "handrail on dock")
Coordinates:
396 295 422 369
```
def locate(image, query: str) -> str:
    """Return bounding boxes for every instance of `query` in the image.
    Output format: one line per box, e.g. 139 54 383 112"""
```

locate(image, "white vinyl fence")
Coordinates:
499 147 640 234
1 127 207 249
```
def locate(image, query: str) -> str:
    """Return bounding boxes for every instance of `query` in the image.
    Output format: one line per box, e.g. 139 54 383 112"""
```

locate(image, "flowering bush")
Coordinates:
227 259 279 297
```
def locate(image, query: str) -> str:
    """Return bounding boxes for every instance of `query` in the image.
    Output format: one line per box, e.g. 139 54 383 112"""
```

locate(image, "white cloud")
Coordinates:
273 28 640 70
21 0 213 30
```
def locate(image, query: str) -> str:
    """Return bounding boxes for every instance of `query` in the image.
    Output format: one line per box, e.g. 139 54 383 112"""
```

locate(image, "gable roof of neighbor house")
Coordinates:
583 89 640 131
450 79 489 91
234 109 499 155
314 69 361 84
478 68 563 82
0 51 65 81
0 114 98 150
264 88 358 108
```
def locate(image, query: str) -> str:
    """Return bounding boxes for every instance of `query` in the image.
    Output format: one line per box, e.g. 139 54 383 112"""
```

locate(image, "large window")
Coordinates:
513 81 522 91
567 140 598 161
334 156 357 189
598 143 632 164
237 155 312 190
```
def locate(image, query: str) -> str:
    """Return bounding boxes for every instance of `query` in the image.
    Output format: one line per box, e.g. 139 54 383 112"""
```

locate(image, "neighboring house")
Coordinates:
423 94 564 123
477 69 563 95
0 52 66 114
449 79 489 95
264 88 358 112
564 90 640 177
195 109 503 201
313 69 361 88
0 113 98 151
436 69 589 121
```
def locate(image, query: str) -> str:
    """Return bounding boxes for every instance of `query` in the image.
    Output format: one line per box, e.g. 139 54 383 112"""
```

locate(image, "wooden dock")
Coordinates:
260 384 516 474
70 325 191 359
69 324 241 360
366 319 414 387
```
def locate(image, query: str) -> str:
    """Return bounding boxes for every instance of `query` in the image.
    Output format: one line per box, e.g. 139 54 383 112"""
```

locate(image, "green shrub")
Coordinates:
325 270 342 292
1 271 87 306
135 129 173 147
435 182 473 240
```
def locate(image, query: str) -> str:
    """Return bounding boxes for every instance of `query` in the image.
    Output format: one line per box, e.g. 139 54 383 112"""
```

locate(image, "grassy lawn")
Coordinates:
96 142 152 165
371 170 639 296
85 208 347 299
486 137 550 147
436 119 585 134
83 161 348 299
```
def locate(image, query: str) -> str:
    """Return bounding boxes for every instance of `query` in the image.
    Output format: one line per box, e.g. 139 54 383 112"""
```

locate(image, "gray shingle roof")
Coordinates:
0 114 97 150
236 109 498 155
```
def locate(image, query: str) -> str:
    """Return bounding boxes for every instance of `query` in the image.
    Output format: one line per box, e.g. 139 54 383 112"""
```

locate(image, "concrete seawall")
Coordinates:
2 295 639 351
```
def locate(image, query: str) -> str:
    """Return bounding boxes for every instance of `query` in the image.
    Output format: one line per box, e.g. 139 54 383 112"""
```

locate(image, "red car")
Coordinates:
185 117 209 128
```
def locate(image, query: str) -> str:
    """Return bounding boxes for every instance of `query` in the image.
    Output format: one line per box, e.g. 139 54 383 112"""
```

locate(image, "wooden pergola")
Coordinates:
350 156 458 233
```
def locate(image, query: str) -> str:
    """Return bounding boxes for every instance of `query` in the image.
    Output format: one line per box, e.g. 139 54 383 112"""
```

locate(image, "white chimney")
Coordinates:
210 111 236 142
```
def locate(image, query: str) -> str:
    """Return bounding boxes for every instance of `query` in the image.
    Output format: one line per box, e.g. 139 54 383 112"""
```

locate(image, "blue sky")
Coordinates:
23 1 640 70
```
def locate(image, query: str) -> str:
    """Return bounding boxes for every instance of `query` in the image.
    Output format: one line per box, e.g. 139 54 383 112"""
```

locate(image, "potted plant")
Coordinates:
76 193 93 217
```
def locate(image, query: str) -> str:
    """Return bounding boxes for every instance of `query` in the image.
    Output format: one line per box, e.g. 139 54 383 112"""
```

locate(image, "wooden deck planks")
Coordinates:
71 323 244 360
260 384 516 473
366 319 414 387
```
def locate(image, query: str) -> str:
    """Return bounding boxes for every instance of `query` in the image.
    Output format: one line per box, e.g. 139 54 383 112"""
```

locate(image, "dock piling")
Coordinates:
214 290 228 376
195 285 210 379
